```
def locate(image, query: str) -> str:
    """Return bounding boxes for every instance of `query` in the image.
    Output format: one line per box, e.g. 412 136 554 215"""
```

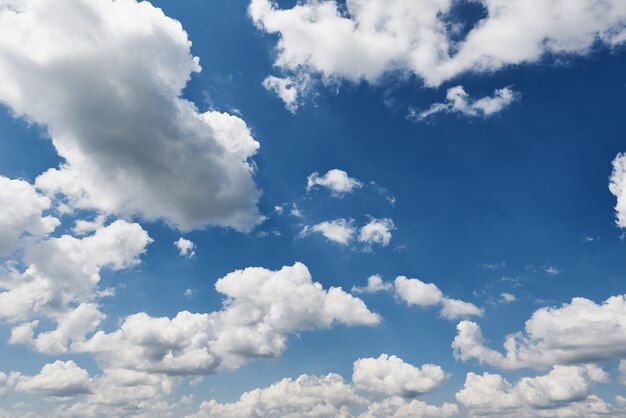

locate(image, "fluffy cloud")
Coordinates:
453 295 626 369
610 153 626 228
352 354 447 398
174 237 196 258
352 275 393 294
307 169 363 195
359 218 394 248
302 219 356 245
187 354 456 418
250 0 626 108
410 86 519 122
14 360 92 398
0 176 59 257
75 263 380 376
263 74 311 113
394 276 483 320
456 365 611 417
0 0 262 231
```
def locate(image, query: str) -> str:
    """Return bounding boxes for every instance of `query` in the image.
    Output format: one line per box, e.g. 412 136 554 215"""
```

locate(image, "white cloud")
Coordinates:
14 360 92 398
352 354 447 398
0 0 262 232
74 263 380 376
250 0 626 106
174 237 196 258
411 86 518 121
500 293 517 303
456 365 611 417
0 176 59 257
303 219 356 245
352 275 393 294
610 153 626 228
394 276 483 320
453 294 626 369
263 74 310 113
307 169 363 195
359 218 394 248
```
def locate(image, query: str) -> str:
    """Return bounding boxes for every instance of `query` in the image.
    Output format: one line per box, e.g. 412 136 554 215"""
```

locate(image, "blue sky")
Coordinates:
1 0 626 417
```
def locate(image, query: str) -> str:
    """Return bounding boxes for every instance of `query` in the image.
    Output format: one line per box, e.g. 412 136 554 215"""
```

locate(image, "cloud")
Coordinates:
0 0 262 232
352 354 447 398
410 86 519 122
0 176 59 257
359 218 395 248
174 237 196 258
74 263 380 377
456 365 611 417
500 293 517 303
394 276 483 320
187 354 456 418
263 74 311 113
610 153 626 228
249 0 626 108
453 294 626 369
307 169 363 196
352 275 393 294
13 360 92 398
302 219 356 245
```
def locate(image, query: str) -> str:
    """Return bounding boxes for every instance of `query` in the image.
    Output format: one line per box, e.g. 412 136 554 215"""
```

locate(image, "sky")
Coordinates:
1 0 626 417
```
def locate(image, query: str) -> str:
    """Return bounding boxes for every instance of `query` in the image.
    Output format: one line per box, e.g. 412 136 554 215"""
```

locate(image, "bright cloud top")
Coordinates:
250 0 626 109
0 0 262 231
174 237 196 259
302 218 357 245
359 218 395 248
609 153 626 228
307 169 363 195
453 294 626 369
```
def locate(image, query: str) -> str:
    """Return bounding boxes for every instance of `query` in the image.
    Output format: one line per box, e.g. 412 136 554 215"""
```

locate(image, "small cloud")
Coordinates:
290 203 303 218
184 288 194 298
352 275 393 294
544 266 560 275
359 218 395 250
307 169 363 196
482 262 506 270
274 205 284 215
500 293 517 303
174 237 196 259
301 218 355 245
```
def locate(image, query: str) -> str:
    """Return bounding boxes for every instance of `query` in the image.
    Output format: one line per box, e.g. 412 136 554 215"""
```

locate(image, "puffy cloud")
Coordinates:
360 397 459 418
263 74 311 113
0 0 262 231
188 373 363 418
302 219 356 245
394 276 483 320
610 153 626 228
250 0 626 107
75 263 380 376
410 86 519 122
307 169 363 195
174 237 196 258
456 365 611 417
500 293 517 303
453 295 626 369
0 176 59 257
352 354 447 398
14 360 92 398
358 218 394 248
352 275 393 294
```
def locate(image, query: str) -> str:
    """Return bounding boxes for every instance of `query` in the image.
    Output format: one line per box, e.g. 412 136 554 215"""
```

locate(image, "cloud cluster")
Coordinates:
250 0 626 109
1 360 92 398
302 218 395 248
0 0 262 231
453 294 626 369
187 354 456 418
174 237 196 258
456 365 611 417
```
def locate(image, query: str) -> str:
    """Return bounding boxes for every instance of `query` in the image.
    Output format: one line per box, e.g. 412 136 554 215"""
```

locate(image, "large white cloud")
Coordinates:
249 0 626 109
0 0 262 231
13 360 92 398
352 354 447 398
74 262 380 377
453 294 626 369
456 365 612 417
394 276 483 320
0 176 59 257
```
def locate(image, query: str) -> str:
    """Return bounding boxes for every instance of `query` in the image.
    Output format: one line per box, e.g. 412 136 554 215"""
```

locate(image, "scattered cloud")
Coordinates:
302 218 356 245
500 293 517 303
359 218 395 249
610 153 626 228
352 275 393 294
174 237 196 259
307 169 363 196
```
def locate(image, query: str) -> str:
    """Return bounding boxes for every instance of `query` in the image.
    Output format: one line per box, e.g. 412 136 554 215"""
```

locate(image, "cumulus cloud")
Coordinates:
410 86 519 122
394 276 483 320
263 74 311 113
352 275 393 294
610 153 626 228
500 293 516 303
174 237 196 258
14 360 92 398
453 294 626 369
359 218 394 248
352 354 447 398
456 365 611 417
0 0 262 231
307 169 363 195
74 263 380 377
0 176 59 257
302 219 356 245
187 354 456 418
249 0 626 108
